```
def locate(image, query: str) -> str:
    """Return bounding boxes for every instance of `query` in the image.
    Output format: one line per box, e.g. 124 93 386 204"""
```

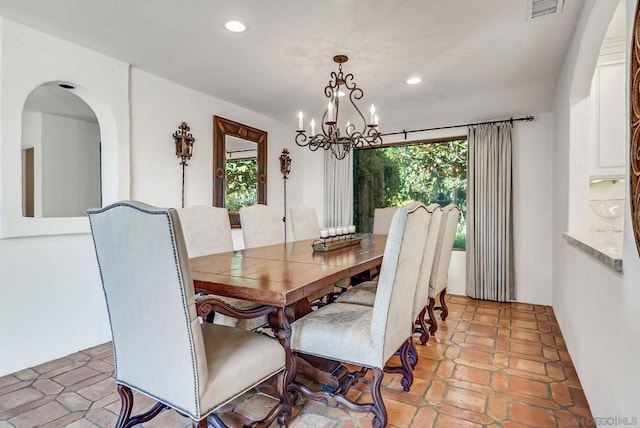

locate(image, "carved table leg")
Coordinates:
270 299 349 392
275 307 294 426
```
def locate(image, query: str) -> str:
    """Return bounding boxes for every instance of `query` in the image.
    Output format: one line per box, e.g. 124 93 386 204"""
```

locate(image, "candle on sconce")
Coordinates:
298 111 304 131
327 102 334 122
310 118 316 136
370 104 376 124
346 121 351 135
374 114 379 126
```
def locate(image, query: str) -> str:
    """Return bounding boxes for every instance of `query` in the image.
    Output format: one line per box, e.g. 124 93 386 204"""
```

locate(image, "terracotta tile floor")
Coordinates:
0 295 593 427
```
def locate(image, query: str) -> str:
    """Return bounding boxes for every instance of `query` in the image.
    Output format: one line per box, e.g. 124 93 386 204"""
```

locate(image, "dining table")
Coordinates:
189 233 386 396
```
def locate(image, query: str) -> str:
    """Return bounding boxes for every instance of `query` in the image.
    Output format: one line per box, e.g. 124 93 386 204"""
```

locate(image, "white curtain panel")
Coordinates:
323 149 353 227
466 122 515 302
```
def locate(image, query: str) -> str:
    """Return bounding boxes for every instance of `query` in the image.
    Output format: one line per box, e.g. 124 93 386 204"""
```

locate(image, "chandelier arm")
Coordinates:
348 93 367 133
342 74 362 98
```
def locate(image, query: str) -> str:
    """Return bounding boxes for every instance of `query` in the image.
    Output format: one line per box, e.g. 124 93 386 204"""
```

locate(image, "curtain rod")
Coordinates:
380 115 534 139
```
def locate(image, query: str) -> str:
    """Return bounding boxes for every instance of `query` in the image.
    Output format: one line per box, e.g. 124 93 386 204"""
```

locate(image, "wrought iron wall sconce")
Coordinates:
279 148 292 241
173 122 195 208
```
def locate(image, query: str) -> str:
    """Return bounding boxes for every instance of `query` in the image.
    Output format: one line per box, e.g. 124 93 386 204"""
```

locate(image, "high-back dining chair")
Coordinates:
289 205 320 241
177 205 267 331
427 203 462 335
240 204 284 248
289 202 430 427
176 205 233 257
335 203 443 345
88 201 287 427
289 204 347 303
372 206 399 235
411 203 443 344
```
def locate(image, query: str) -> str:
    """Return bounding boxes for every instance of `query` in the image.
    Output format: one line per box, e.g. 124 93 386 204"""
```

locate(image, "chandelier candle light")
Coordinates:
295 55 382 160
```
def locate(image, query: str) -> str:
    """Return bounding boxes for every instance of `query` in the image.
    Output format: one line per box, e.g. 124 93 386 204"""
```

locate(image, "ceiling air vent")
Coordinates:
528 0 564 20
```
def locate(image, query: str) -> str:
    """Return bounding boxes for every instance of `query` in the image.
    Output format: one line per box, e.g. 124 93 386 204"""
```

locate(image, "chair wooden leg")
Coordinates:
413 306 431 345
384 339 414 392
192 418 208 427
370 368 388 428
427 297 438 335
116 384 133 428
408 340 418 370
116 384 168 428
434 288 449 320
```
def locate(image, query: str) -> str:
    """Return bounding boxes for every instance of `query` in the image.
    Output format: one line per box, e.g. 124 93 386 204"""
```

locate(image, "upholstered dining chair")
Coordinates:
426 203 462 335
88 201 288 428
240 204 284 248
177 205 234 257
177 205 267 331
335 203 443 345
372 206 399 235
289 205 320 241
289 202 430 427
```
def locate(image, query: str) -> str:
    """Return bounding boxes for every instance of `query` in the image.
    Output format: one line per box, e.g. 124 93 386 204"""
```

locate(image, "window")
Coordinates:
353 138 467 249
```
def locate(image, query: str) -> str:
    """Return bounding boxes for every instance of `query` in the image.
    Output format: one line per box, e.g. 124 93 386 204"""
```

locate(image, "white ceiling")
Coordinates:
0 0 587 133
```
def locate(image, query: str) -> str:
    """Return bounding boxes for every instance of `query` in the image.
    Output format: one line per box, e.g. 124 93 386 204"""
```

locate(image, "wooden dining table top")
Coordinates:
190 233 386 307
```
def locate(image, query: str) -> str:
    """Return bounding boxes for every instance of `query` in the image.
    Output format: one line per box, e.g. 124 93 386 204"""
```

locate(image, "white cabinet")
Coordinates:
589 57 626 179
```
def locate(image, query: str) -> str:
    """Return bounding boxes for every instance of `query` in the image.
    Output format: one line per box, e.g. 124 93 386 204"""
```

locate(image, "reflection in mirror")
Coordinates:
22 83 101 217
213 116 267 227
225 136 258 213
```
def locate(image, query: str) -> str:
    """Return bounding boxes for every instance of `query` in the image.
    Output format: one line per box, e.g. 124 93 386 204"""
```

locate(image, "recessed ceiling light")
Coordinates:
406 77 422 85
224 20 246 33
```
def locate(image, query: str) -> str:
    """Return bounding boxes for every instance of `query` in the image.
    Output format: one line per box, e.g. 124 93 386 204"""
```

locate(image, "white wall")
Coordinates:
0 19 129 376
551 0 640 419
129 68 306 248
41 114 101 217
0 18 130 238
0 21 307 376
512 113 554 305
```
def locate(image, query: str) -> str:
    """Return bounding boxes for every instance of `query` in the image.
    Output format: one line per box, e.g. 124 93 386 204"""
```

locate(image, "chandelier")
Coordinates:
295 55 382 160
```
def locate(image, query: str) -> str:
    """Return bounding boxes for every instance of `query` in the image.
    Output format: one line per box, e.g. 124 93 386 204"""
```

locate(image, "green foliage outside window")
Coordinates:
353 139 467 249
225 158 258 213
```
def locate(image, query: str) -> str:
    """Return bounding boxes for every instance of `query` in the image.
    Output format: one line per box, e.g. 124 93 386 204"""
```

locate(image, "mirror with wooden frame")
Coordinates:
213 116 267 227
632 4 640 256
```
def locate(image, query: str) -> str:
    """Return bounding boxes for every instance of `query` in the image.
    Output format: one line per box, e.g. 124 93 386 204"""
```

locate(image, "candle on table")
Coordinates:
320 228 328 238
349 225 356 234
328 227 336 237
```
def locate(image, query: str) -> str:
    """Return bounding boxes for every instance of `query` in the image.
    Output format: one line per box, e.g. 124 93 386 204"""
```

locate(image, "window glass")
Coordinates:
353 139 467 248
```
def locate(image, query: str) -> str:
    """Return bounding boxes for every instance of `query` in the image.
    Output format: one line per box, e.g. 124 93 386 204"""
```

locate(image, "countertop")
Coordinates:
562 231 623 273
